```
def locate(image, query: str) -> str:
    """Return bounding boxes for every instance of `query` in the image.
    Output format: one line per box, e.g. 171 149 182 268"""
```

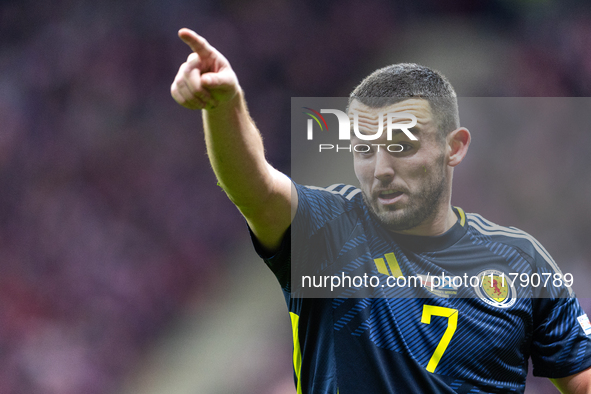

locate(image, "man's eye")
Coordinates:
359 149 374 156
391 143 413 153
354 146 374 156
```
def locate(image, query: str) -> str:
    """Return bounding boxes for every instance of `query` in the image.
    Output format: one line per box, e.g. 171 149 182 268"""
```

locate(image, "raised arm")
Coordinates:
171 28 295 252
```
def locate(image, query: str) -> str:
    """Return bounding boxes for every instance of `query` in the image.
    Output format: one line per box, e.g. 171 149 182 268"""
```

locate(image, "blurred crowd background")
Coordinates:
1 0 591 393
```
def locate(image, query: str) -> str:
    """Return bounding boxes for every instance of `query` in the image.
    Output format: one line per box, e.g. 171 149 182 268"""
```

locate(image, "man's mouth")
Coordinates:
377 190 404 204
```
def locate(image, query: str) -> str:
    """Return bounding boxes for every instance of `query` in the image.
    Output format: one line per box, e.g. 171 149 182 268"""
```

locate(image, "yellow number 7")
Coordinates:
421 305 459 373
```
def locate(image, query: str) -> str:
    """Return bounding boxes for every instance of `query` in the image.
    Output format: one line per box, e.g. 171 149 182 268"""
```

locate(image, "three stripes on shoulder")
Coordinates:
305 184 361 201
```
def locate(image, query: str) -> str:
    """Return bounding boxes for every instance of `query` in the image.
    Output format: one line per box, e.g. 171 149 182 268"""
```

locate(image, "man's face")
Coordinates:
349 99 449 233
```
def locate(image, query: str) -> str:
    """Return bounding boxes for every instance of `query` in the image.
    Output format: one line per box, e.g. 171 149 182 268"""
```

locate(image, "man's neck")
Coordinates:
393 205 457 237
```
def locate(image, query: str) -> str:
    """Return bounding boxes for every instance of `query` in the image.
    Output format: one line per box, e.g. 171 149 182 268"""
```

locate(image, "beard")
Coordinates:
362 166 447 232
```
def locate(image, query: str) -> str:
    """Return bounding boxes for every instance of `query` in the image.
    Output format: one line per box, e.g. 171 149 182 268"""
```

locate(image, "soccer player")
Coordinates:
171 28 591 394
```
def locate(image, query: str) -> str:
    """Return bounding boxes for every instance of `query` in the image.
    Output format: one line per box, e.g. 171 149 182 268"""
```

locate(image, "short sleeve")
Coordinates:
291 183 358 238
531 296 591 378
248 182 361 294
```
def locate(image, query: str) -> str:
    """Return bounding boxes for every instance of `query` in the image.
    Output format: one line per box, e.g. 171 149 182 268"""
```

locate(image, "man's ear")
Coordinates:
447 127 471 167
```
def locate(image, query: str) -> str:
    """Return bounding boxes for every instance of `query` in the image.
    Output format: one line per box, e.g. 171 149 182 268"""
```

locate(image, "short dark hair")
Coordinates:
349 63 459 137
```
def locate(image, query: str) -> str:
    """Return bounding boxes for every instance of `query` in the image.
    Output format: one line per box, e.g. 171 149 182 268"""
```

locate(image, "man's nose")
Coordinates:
374 150 395 183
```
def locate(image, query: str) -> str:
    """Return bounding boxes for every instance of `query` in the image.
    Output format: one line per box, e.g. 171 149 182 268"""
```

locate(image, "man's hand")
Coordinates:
170 28 294 252
171 28 239 110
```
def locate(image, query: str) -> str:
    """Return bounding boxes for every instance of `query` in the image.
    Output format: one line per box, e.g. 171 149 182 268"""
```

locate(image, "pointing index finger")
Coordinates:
178 28 213 59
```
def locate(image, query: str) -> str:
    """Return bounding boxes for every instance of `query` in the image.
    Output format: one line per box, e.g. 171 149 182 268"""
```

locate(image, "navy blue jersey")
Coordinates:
252 182 591 394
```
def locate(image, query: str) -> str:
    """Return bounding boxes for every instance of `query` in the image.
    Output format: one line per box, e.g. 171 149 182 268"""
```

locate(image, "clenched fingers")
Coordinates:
171 59 217 110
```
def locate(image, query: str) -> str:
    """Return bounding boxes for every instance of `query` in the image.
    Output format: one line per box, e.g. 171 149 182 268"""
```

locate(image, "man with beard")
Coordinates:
171 28 591 394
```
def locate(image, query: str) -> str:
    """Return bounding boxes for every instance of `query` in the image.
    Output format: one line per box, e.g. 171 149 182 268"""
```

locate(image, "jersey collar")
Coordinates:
385 206 468 253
